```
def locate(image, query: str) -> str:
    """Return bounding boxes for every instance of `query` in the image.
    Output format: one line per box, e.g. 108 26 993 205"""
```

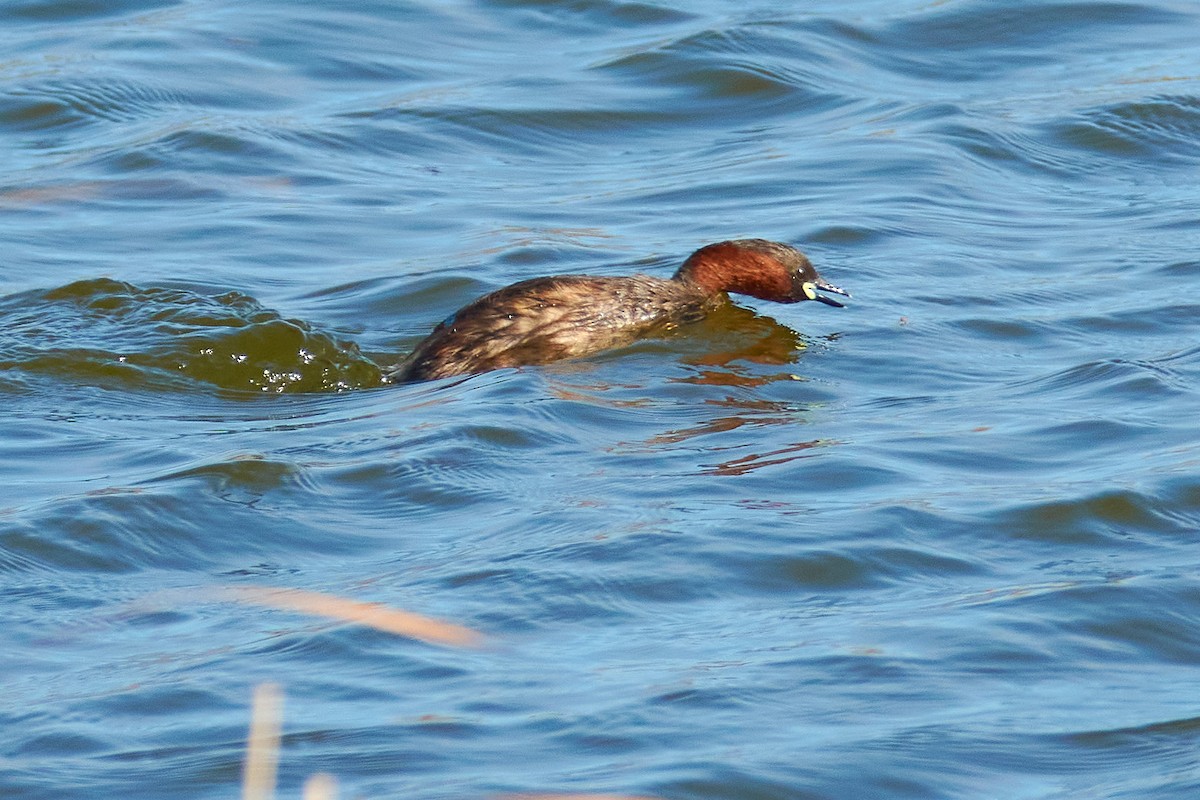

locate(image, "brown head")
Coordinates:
673 239 850 306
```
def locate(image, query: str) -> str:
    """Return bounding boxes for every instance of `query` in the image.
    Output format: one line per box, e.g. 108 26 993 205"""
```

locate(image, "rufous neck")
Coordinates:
674 242 792 300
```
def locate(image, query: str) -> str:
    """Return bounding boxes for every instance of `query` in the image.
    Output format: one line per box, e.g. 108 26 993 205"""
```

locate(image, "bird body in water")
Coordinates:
385 239 848 383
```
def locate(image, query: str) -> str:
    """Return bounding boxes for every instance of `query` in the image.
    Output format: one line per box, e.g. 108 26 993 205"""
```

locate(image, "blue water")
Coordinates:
4 1 1200 798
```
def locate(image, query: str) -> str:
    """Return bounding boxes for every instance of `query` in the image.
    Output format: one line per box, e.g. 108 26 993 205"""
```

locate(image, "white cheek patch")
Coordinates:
801 281 818 301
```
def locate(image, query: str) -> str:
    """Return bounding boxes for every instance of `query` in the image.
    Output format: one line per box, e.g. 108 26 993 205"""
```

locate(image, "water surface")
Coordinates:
4 0 1200 798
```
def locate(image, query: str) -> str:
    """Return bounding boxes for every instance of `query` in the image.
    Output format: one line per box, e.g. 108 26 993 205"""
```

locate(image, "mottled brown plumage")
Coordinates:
386 239 848 383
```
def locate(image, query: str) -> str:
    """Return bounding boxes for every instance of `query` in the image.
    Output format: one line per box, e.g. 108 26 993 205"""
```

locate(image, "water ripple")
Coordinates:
1051 94 1200 165
873 1 1190 81
0 278 383 393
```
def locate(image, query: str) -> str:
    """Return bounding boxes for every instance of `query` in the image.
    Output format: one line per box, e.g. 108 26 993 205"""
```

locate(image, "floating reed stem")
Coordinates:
302 773 338 800
242 683 283 800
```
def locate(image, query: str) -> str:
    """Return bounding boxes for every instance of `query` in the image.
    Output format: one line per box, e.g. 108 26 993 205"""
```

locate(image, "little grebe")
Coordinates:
385 239 849 383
